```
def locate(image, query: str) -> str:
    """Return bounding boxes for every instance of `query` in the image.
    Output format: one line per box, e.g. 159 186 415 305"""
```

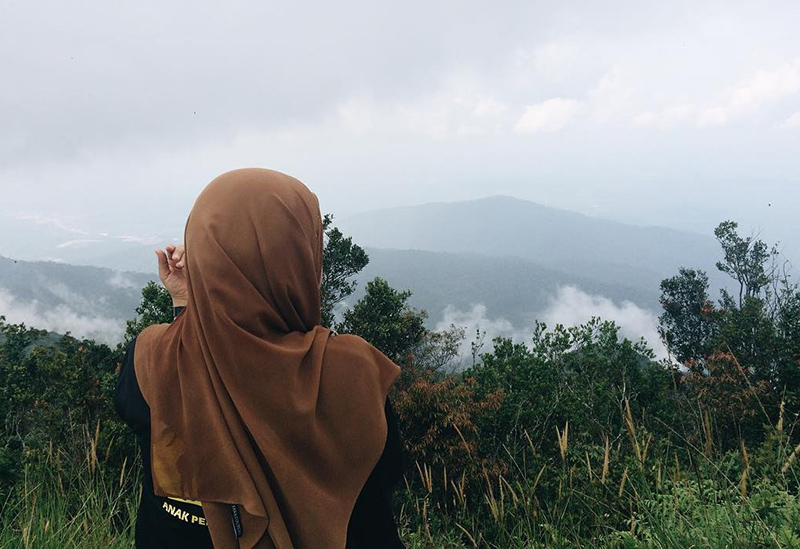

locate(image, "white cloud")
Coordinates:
0 287 124 344
781 111 800 128
56 239 103 249
696 106 730 128
514 98 583 133
727 58 800 108
13 213 90 235
435 304 534 359
108 271 139 289
626 59 800 130
589 68 638 122
697 58 800 127
2 1 800 264
116 234 160 245
337 96 376 135
633 105 693 129
471 97 507 120
435 286 667 364
48 282 97 315
38 257 66 263
540 286 666 359
435 287 667 362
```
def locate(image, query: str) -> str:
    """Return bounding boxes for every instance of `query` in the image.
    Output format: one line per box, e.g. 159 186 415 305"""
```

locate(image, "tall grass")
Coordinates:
3 409 800 548
0 426 138 548
394 402 800 548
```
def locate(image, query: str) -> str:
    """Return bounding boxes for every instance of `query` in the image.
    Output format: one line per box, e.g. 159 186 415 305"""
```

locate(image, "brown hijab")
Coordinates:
134 168 401 548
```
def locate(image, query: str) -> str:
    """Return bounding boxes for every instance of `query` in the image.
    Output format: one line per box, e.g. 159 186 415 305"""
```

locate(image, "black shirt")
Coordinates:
114 309 405 548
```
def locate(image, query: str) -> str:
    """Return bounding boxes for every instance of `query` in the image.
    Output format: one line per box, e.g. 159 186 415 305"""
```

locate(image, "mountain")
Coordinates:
0 255 154 344
351 248 659 328
338 195 726 297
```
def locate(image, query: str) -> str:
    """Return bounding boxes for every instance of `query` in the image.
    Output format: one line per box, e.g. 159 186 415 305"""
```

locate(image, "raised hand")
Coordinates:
155 244 188 306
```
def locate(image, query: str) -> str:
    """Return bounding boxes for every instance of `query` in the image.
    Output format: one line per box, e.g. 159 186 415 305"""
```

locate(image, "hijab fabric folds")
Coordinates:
134 169 401 548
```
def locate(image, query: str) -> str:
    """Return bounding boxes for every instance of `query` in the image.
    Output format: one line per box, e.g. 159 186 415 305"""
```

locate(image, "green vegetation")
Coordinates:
1 220 799 547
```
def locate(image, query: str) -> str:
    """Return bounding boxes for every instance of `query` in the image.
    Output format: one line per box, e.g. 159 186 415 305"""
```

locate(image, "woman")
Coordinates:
114 168 406 548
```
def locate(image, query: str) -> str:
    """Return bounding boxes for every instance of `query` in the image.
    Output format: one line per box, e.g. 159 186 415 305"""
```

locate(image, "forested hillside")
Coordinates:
1 219 799 547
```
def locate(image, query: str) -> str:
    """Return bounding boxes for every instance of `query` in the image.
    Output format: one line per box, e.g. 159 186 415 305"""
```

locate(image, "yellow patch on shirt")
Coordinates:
161 501 207 526
168 496 202 506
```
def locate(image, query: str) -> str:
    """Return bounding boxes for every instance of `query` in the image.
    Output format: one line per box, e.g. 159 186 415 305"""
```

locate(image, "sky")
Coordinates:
1 0 799 261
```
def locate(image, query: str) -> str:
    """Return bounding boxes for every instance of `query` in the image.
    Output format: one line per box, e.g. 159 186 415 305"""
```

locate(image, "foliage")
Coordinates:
632 479 800 547
0 317 131 496
659 220 800 445
659 268 716 365
396 324 466 391
338 277 428 364
714 220 779 307
681 350 771 448
467 319 674 459
394 374 504 485
121 280 173 346
321 214 369 327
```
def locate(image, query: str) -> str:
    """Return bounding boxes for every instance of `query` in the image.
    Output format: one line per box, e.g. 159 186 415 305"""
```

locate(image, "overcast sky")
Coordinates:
2 0 799 261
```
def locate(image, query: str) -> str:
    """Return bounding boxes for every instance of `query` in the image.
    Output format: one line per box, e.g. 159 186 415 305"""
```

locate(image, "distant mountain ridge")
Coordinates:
338 195 726 297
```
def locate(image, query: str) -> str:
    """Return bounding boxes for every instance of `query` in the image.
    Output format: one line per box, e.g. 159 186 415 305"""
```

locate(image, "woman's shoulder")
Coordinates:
136 322 173 346
323 330 401 389
325 331 382 360
133 322 176 374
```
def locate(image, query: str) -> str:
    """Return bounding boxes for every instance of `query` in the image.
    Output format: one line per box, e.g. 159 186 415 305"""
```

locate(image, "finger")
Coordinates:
155 249 170 281
174 245 186 267
167 244 185 268
166 251 178 273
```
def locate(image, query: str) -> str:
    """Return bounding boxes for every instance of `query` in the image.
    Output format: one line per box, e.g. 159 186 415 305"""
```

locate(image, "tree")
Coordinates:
338 277 427 364
659 268 716 365
711 221 795 387
321 214 369 327
714 220 778 307
660 220 800 426
121 281 173 347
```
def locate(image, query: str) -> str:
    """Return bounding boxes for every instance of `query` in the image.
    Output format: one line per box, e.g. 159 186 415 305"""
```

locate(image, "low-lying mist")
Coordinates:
0 287 124 345
436 285 666 363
